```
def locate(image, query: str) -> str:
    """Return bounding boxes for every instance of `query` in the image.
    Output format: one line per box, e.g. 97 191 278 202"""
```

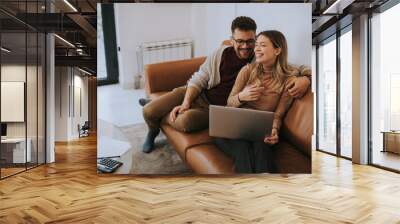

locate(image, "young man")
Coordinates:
142 16 310 153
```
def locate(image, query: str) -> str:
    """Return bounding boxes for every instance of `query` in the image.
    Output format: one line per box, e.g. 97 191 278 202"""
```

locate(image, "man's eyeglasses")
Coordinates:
232 38 256 46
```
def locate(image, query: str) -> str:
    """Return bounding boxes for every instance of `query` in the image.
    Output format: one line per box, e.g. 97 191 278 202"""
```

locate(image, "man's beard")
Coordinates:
238 48 253 58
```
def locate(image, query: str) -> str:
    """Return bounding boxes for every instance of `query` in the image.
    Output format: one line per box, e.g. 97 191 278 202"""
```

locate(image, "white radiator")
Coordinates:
135 38 193 88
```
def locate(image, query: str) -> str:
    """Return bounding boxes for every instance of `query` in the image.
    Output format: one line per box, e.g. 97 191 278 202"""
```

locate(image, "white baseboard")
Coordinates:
121 75 145 90
121 81 135 90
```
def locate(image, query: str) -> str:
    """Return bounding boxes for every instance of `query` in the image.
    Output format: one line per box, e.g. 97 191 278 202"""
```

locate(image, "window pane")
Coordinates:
371 3 400 171
318 37 337 154
27 31 38 169
340 29 352 158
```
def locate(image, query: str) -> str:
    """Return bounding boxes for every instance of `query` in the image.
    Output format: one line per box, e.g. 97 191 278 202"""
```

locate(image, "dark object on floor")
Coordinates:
79 121 90 138
97 158 123 173
139 98 152 107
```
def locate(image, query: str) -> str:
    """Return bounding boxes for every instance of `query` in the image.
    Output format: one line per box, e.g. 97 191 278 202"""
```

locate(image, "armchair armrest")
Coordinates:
144 57 206 95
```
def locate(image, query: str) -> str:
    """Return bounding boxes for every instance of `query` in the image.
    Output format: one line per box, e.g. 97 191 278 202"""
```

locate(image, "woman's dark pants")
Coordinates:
214 138 276 173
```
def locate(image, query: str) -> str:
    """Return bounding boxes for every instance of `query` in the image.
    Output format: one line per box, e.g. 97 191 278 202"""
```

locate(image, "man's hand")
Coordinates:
238 84 265 102
264 128 279 145
286 76 310 98
170 102 190 122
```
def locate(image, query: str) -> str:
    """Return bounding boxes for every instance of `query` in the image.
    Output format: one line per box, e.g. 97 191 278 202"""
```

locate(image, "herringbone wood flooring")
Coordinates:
1 135 400 224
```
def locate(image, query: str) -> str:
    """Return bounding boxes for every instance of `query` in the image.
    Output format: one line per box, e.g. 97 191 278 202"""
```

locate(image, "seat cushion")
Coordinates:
186 144 235 174
161 125 213 160
273 141 311 173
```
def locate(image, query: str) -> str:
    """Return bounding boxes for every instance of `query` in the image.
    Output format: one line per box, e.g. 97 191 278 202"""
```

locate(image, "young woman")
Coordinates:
215 30 308 173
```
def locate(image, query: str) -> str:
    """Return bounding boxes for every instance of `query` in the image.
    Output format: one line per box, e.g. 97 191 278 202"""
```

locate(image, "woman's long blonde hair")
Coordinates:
248 30 294 91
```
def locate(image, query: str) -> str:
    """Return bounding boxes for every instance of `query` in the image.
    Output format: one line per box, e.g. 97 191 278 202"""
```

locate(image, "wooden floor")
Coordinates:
1 163 45 178
1 167 26 178
0 135 400 223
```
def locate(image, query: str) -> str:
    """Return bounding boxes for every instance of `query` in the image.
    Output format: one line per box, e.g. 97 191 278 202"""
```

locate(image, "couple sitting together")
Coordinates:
142 16 311 173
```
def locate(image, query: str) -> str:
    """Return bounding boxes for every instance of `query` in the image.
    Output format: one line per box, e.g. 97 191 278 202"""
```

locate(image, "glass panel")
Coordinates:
25 0 38 169
340 29 352 158
0 1 46 178
371 4 400 171
27 31 38 169
1 31 27 177
317 36 337 154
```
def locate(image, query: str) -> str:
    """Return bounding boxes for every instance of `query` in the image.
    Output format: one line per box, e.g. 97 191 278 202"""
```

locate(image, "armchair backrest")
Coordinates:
222 40 232 46
145 57 206 95
280 88 313 157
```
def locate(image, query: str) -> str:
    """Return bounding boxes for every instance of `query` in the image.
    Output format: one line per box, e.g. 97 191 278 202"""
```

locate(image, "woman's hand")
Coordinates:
264 128 279 145
238 84 265 102
170 102 190 122
286 76 310 98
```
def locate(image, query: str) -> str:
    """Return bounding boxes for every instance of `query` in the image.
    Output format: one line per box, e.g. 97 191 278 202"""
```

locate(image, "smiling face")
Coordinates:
231 28 256 60
254 34 281 68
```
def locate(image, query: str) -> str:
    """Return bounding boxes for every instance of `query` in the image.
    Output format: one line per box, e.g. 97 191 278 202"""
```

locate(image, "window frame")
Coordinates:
315 24 353 161
97 4 119 86
368 0 400 173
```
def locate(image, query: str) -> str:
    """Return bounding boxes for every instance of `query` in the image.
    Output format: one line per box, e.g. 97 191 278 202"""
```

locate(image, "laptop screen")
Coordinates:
1 123 7 137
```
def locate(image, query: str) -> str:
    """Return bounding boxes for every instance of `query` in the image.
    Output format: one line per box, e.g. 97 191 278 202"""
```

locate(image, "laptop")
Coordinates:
209 105 274 142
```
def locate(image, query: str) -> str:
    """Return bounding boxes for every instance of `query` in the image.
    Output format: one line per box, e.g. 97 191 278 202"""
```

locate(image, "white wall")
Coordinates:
113 3 312 89
114 3 192 89
72 74 89 138
236 3 311 66
1 67 25 123
191 4 236 56
191 3 312 66
1 65 40 138
1 65 26 142
55 67 89 141
55 67 69 141
1 63 46 164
